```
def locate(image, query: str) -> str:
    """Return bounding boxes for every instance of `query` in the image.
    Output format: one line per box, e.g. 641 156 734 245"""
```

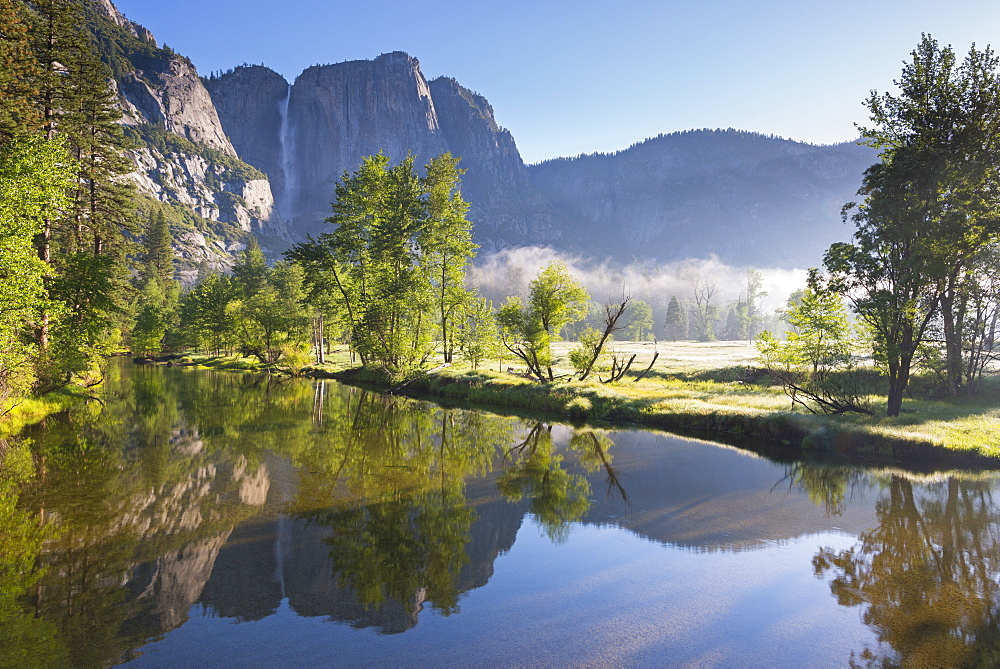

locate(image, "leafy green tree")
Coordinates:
497 262 589 382
623 299 653 341
420 153 476 362
756 285 868 415
856 36 1000 398
960 244 1000 393
784 286 853 374
129 276 175 357
827 36 1000 413
457 297 499 370
0 135 73 407
288 153 477 373
229 261 310 365
663 294 687 341
529 261 589 339
178 272 239 354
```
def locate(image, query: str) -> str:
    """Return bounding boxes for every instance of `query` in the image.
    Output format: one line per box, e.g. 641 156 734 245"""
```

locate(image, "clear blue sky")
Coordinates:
112 0 999 164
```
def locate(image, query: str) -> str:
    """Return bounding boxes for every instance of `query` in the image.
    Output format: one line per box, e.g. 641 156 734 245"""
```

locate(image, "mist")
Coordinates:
469 246 809 338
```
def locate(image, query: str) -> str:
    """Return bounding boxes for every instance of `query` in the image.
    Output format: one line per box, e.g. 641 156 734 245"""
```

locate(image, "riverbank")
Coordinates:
0 387 88 439
170 345 1000 468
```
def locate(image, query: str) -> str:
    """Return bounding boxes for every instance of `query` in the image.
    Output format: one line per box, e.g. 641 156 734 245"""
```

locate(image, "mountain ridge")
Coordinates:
93 0 875 270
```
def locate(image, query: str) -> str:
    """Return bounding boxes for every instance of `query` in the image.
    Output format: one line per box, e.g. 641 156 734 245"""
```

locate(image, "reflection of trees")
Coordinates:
9 362 270 667
307 484 473 617
0 439 66 665
498 423 591 542
569 428 628 506
777 462 867 516
813 475 1000 665
288 394 526 620
286 389 518 510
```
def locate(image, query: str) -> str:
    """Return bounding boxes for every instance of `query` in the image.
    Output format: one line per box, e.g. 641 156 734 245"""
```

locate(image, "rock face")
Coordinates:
281 53 451 237
429 76 563 249
88 0 284 276
208 53 563 246
96 0 876 270
528 129 875 266
202 65 289 200
118 57 236 154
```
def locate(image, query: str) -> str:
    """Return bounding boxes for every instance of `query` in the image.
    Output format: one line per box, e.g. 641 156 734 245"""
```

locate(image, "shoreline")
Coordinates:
305 365 1000 470
128 353 1000 469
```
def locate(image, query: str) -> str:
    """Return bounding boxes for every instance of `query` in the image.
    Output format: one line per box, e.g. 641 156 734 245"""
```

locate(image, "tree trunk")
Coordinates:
940 287 964 397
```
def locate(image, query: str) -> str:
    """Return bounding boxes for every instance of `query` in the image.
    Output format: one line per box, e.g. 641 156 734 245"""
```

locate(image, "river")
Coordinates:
2 359 998 665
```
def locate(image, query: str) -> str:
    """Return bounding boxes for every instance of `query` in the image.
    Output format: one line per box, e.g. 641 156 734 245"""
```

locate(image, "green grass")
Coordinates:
175 341 1000 465
1 388 86 439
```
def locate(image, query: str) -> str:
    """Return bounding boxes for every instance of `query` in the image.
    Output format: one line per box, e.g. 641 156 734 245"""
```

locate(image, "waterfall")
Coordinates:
274 512 290 600
278 84 296 220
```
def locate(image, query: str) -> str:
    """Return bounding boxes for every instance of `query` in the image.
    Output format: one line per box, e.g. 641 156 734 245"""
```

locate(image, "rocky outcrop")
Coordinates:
118 56 236 153
92 0 155 42
87 0 284 276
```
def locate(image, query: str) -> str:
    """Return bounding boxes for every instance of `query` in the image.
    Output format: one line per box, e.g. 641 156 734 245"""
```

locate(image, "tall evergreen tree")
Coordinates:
141 210 174 284
0 0 41 142
27 0 138 387
663 295 687 341
232 237 268 297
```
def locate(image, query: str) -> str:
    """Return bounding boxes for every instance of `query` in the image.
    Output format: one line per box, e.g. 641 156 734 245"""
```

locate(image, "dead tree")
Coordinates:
577 296 632 381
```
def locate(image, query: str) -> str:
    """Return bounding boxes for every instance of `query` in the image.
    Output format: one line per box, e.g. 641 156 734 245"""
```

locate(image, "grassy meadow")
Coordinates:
172 340 1000 465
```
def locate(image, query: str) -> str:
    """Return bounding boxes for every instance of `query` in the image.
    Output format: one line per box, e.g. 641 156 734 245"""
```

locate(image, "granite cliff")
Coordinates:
88 0 284 278
92 0 874 270
206 54 563 247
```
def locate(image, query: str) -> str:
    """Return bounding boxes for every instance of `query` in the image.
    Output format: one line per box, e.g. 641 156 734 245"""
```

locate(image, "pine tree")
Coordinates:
142 210 174 284
233 237 268 297
663 295 687 341
29 0 138 387
0 0 41 142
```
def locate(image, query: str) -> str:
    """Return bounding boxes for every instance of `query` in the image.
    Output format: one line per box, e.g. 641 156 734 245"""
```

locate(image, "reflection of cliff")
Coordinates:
575 431 878 551
197 475 526 634
31 449 272 667
459 477 526 591
125 531 232 633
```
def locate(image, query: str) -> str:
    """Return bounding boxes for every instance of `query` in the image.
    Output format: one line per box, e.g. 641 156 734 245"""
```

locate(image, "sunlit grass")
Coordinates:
1 388 83 438
176 340 1000 461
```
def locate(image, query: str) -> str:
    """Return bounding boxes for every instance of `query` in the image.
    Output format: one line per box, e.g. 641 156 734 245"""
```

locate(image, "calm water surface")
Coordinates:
2 360 1000 666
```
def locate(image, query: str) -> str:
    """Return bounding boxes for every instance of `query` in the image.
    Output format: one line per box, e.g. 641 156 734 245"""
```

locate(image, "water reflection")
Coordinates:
810 473 1000 665
3 361 1000 664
